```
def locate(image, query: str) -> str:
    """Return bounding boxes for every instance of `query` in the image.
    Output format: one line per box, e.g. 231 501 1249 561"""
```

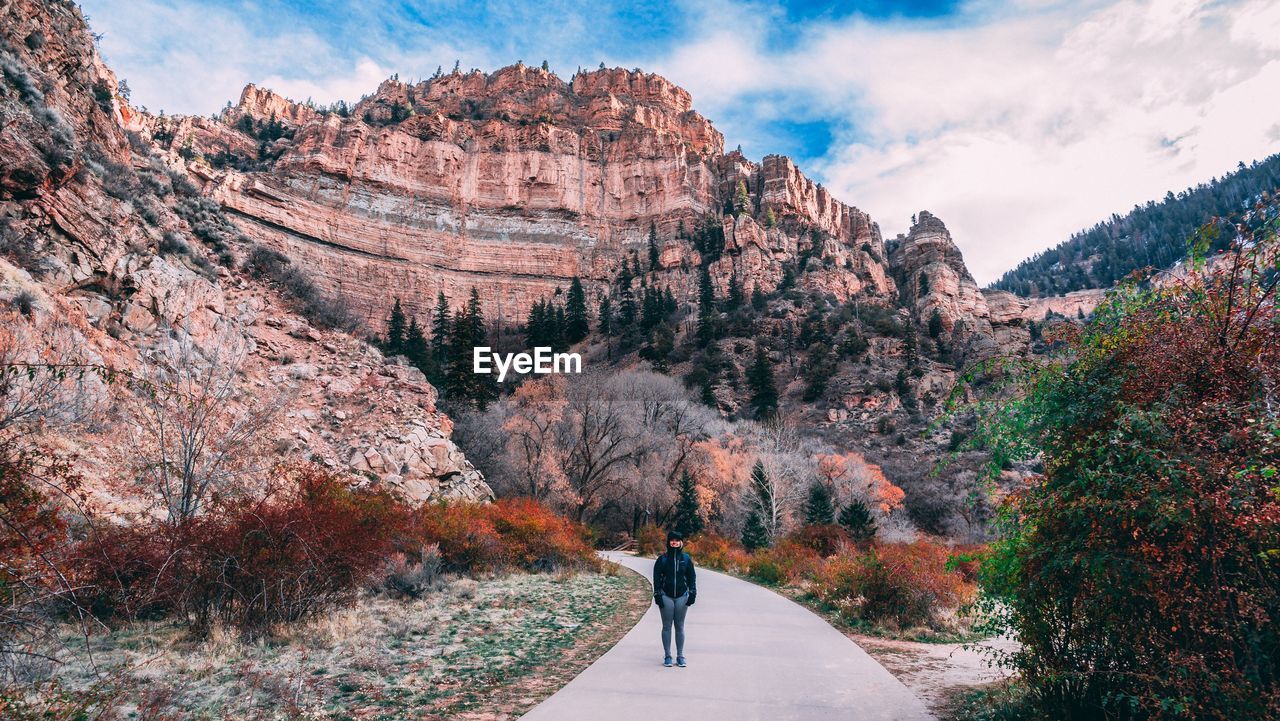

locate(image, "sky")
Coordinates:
79 0 1280 284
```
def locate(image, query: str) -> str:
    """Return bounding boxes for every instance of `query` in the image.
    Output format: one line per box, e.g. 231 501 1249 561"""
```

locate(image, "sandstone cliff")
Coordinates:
0 0 491 507
141 65 897 327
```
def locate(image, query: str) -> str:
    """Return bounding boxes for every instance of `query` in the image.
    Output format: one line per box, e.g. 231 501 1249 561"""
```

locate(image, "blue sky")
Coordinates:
81 0 1280 282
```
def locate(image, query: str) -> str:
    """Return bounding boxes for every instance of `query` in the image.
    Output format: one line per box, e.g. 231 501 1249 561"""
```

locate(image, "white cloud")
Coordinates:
80 0 1280 284
660 0 1280 283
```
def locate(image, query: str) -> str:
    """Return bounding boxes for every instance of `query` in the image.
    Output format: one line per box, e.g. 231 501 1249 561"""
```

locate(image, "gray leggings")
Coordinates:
659 592 689 657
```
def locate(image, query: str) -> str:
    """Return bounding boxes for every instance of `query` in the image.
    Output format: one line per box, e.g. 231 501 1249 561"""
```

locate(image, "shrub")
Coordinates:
688 532 750 572
184 464 402 634
69 464 403 637
157 231 189 256
635 523 665 556
410 501 503 572
810 541 974 630
487 497 597 571
382 544 443 599
746 554 785 586
410 498 596 573
789 524 847 557
971 221 1280 719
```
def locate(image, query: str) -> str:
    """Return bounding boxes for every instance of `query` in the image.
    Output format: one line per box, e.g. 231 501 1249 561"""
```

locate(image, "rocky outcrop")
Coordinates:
142 64 895 323
0 0 490 507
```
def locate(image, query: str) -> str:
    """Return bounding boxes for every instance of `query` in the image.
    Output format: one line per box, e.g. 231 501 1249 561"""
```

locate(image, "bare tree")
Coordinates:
127 341 283 525
0 313 110 682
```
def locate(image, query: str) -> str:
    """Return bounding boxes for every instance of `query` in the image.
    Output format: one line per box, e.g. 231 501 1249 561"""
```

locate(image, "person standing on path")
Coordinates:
653 530 697 667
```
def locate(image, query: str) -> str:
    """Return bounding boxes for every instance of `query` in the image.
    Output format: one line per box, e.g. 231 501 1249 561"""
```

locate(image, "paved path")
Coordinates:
520 551 935 721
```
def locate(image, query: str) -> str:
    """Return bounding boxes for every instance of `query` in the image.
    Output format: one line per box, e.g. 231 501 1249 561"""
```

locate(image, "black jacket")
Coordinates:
653 549 696 598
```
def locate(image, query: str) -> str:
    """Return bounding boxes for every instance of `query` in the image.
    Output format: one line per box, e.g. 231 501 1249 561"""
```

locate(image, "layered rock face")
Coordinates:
146 65 895 325
0 0 490 506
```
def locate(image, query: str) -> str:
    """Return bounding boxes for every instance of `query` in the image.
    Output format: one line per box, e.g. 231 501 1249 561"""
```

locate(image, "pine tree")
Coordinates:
733 180 750 217
804 482 835 526
747 346 779 420
565 277 589 343
598 294 613 336
838 500 877 541
430 291 451 371
549 303 567 352
468 288 497 409
696 263 716 346
801 342 834 402
741 510 769 551
404 316 429 371
918 271 931 297
526 299 547 348
726 269 743 310
928 309 944 338
444 302 473 404
671 469 704 537
647 221 660 272
385 298 407 355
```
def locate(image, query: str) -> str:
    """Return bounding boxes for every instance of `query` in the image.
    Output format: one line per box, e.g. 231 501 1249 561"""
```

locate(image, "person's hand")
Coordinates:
654 594 663 607
687 592 696 606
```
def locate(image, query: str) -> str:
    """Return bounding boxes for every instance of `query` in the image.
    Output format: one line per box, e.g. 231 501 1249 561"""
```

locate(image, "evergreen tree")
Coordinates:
671 469 704 537
444 303 473 404
742 510 769 551
804 482 836 525
662 286 677 315
647 221 660 272
697 263 716 346
726 269 743 310
928 309 944 338
747 460 775 543
430 291 451 371
385 298 407 355
733 180 750 217
467 288 498 409
918 271 931 297
565 277 589 343
639 322 675 373
404 316 429 371
526 299 547 348
598 293 613 336
747 345 779 420
751 288 767 311
838 499 877 541
550 303 567 352
802 342 835 402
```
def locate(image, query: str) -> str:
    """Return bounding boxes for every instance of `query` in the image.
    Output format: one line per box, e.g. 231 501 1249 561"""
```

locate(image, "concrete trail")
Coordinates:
519 551 935 721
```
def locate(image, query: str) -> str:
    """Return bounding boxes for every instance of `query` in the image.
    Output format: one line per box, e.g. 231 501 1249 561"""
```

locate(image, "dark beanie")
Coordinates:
666 529 684 542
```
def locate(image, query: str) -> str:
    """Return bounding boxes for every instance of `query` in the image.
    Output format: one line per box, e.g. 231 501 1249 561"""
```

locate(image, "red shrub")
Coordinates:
486 497 597 571
69 463 403 636
789 524 849 557
688 532 750 572
185 464 403 633
410 497 597 573
810 540 976 629
411 501 504 572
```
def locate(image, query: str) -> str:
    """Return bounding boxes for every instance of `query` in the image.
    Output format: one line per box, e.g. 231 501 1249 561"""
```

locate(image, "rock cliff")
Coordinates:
0 0 491 507
141 65 897 327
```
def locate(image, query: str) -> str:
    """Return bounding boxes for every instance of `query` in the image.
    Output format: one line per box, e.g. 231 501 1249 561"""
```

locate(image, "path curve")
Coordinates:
519 551 935 721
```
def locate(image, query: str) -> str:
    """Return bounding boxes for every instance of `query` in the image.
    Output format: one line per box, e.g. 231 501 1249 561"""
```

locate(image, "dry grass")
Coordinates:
40 567 649 720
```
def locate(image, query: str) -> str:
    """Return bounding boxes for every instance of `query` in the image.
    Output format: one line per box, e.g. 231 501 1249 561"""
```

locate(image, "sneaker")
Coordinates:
676 657 687 667
663 655 673 667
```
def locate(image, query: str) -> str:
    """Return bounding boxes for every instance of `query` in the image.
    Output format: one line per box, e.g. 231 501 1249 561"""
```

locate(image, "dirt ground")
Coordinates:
852 632 1018 713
